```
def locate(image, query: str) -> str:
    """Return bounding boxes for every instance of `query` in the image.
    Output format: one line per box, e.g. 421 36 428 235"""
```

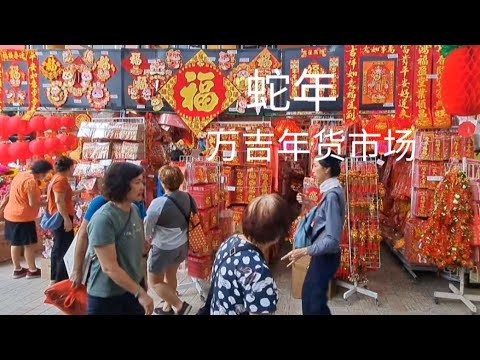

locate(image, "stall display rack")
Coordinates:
336 157 380 304
433 158 480 313
176 154 223 301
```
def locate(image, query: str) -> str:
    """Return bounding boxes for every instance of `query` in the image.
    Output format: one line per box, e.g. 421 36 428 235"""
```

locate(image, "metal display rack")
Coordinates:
336 157 380 304
384 129 450 279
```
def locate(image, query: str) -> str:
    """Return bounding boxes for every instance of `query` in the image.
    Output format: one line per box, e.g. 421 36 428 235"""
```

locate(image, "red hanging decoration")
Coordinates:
273 118 301 140
44 116 61 131
7 115 29 136
441 45 480 116
0 115 8 139
60 116 76 130
0 143 11 163
44 137 60 153
458 121 476 138
29 139 46 156
420 169 474 269
27 115 46 133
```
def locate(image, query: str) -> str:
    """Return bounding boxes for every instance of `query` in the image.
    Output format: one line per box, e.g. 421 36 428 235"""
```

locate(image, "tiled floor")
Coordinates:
1 243 479 315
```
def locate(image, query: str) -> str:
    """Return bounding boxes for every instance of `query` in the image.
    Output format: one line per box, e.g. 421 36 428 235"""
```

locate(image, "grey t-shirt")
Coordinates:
87 202 144 298
144 191 197 251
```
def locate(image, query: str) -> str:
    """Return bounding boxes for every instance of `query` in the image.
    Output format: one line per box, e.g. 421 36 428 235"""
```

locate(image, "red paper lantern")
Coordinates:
58 134 70 146
29 139 46 156
0 143 11 164
60 116 76 130
57 134 70 152
67 135 79 150
0 115 9 139
17 142 31 160
44 137 60 153
28 115 46 133
458 121 476 138
8 142 21 160
7 115 30 136
441 46 480 116
44 116 61 131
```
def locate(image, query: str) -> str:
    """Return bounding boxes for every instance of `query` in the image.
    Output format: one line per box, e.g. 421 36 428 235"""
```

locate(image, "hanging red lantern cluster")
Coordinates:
0 134 78 164
441 45 480 116
0 114 76 140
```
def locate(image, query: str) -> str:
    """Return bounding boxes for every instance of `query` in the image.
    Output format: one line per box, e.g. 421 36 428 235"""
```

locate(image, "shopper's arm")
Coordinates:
94 243 153 315
307 194 342 257
27 188 46 208
70 219 89 288
54 191 72 232
144 198 164 243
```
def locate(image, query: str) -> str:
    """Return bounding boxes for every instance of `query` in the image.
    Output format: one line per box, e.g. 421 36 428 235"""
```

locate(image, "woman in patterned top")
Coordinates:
209 194 292 315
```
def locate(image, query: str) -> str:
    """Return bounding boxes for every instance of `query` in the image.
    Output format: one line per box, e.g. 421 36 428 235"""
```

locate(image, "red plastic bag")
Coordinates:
44 279 87 315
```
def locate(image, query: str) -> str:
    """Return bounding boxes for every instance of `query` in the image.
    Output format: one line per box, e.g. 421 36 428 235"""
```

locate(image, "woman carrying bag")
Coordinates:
282 152 346 315
47 156 78 285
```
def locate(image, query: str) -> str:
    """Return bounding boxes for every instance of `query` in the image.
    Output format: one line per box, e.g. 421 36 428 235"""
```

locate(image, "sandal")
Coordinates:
154 307 174 315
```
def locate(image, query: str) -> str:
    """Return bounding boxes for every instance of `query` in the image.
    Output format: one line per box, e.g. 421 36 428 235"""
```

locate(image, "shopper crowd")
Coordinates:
1 152 345 316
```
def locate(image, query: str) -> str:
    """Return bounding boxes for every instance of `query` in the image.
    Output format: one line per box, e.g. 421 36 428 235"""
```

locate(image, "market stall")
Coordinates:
0 45 479 314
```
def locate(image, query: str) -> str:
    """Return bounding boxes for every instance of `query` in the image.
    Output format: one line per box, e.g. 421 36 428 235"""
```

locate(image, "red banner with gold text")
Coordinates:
412 45 434 129
344 45 360 124
0 49 40 120
431 45 452 129
396 45 415 128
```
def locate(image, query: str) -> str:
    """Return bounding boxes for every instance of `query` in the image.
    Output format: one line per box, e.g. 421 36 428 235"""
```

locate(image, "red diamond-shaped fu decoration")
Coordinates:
160 50 240 136
122 51 150 77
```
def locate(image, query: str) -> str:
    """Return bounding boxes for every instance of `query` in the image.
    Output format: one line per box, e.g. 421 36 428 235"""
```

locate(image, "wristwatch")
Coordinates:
134 284 141 299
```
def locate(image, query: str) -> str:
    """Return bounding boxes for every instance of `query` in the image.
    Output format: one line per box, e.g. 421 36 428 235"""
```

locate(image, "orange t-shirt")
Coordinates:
47 175 75 216
4 172 41 222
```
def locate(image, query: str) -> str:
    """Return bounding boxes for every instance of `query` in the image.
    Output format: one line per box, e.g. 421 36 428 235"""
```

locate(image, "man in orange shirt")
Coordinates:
3 160 53 279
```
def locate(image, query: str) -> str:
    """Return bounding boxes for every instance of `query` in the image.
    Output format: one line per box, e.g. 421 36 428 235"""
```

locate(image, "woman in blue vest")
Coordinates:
282 152 346 315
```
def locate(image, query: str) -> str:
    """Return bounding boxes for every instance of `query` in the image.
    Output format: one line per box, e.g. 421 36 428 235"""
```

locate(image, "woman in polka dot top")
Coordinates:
209 194 292 315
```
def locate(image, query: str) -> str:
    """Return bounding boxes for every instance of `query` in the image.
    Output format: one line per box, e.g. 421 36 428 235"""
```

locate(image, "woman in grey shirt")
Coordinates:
283 153 346 315
144 165 197 315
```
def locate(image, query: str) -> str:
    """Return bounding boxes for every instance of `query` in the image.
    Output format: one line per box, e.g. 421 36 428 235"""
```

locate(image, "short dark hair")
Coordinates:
318 152 342 177
171 149 184 162
103 162 144 202
159 165 184 191
55 156 74 173
242 194 292 245
30 160 53 175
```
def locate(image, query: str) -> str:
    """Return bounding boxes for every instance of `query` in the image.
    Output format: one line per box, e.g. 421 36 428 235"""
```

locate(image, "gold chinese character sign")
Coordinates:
161 50 240 136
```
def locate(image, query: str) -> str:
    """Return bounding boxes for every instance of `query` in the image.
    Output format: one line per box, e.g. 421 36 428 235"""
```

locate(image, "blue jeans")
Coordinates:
302 252 340 315
87 279 145 315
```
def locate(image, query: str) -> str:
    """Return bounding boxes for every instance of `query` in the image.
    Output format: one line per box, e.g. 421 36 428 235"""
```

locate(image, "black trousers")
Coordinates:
302 252 341 315
87 279 146 315
50 216 74 282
